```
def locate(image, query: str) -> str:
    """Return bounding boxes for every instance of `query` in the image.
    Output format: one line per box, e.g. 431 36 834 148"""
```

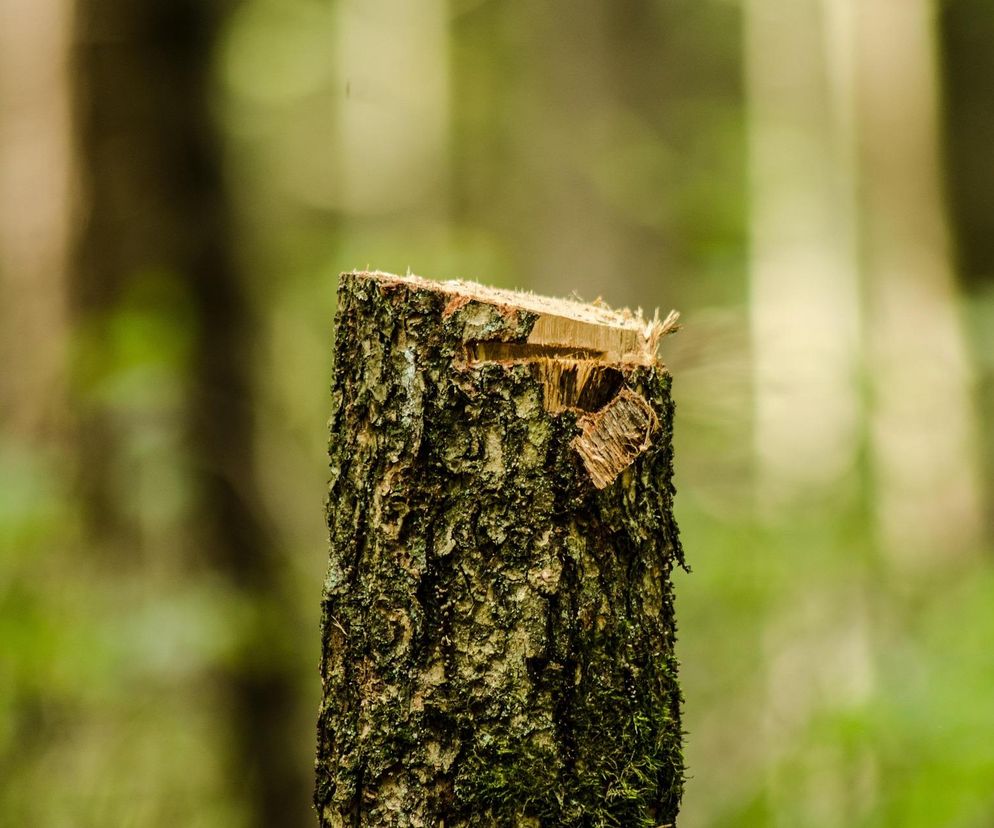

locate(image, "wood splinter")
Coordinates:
317 271 686 827
573 387 659 489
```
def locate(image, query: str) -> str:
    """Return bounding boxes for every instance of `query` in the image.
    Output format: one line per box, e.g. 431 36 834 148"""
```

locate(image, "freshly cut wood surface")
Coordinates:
363 269 676 364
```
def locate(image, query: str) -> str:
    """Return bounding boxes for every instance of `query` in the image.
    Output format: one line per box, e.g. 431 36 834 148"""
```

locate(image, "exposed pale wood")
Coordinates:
573 388 658 489
372 270 670 362
365 271 677 427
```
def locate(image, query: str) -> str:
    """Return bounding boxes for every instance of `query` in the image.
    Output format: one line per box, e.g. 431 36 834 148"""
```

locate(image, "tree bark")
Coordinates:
316 271 685 827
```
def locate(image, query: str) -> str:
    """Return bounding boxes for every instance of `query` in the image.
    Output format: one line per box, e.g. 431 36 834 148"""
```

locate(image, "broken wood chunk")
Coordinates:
573 388 658 488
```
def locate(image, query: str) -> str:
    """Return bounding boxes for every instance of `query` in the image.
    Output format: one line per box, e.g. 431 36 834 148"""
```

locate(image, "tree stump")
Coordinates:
316 271 685 827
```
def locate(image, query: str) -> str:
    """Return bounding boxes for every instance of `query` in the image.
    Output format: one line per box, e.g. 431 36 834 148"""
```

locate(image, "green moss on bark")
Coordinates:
316 272 685 827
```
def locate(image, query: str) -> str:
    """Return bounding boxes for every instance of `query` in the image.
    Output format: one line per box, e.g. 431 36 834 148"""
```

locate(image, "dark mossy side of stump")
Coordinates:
315 272 685 827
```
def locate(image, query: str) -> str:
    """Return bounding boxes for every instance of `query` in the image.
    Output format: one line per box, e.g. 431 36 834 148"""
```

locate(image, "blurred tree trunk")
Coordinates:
0 0 72 443
744 4 875 825
938 0 994 532
516 0 642 306
938 0 994 294
334 0 450 244
70 1 307 825
451 0 654 307
744 0 862 506
855 0 983 569
746 0 982 556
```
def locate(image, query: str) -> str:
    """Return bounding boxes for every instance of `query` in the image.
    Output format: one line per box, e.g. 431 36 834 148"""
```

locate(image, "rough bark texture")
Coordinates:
316 271 685 827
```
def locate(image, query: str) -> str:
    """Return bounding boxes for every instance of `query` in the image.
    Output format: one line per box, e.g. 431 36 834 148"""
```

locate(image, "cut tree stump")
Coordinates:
316 271 685 827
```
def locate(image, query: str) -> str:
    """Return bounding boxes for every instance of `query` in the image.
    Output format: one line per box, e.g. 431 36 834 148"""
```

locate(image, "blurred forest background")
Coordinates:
1 0 992 825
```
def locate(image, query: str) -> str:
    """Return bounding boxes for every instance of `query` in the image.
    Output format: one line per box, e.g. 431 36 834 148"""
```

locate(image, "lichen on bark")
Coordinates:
316 271 686 827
